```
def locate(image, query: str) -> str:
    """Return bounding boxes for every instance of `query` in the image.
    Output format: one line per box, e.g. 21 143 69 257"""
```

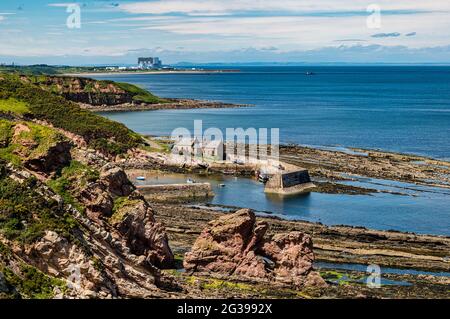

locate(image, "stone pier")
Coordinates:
264 170 316 195
137 183 214 203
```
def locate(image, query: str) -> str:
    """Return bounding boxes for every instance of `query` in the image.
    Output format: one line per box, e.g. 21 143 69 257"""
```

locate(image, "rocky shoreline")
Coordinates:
152 203 450 298
79 98 249 113
280 144 450 190
1 73 449 299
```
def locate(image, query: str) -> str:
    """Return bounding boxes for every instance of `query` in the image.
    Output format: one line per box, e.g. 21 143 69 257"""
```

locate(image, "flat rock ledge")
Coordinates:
184 209 327 289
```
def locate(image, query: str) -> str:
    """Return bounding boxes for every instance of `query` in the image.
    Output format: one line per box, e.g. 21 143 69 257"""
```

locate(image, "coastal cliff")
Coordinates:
1 73 449 299
0 74 324 299
15 74 244 112
20 74 165 106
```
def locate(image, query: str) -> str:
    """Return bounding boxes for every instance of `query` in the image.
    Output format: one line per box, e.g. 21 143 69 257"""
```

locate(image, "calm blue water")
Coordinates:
95 67 450 235
133 172 450 236
94 66 450 160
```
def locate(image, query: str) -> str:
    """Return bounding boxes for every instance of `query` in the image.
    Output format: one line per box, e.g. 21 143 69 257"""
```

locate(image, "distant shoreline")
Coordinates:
62 70 240 77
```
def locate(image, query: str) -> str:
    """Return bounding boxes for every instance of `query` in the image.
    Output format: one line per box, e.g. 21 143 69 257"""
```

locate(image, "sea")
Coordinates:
94 66 450 160
92 66 450 236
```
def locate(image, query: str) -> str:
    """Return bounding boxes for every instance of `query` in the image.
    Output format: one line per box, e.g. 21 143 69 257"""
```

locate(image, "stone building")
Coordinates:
202 140 224 161
172 138 224 161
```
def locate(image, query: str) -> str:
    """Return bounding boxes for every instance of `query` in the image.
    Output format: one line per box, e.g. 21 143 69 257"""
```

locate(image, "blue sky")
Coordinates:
1 0 450 65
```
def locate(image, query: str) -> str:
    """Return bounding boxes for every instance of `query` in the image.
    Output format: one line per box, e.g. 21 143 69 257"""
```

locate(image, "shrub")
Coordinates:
47 160 99 214
0 75 143 156
2 265 66 299
0 174 80 244
0 98 30 115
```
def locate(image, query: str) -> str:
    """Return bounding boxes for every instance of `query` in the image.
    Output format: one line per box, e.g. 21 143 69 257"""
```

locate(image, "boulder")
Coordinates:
78 182 114 217
184 209 326 288
111 193 174 268
259 232 326 287
76 165 133 218
99 164 135 198
184 209 268 277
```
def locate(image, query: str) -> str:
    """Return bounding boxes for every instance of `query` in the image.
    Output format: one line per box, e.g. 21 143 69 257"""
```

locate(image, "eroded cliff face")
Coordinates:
0 103 325 298
20 75 135 106
0 123 175 298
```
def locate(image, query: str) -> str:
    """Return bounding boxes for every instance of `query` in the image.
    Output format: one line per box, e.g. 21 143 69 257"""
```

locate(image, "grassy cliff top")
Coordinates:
0 73 143 156
0 66 167 105
21 74 166 105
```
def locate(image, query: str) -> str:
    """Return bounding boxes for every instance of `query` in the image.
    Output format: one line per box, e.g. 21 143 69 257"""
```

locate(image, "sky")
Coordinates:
0 0 450 65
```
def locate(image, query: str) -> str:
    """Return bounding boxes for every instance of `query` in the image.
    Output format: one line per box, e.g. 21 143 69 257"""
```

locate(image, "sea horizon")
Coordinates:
94 65 450 161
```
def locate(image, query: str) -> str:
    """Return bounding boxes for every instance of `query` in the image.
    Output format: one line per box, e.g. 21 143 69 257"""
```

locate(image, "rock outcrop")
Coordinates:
72 164 173 268
23 231 114 298
111 192 174 268
20 75 134 106
9 122 72 174
1 160 174 297
99 164 135 197
259 232 326 287
24 141 72 174
184 209 326 288
78 164 135 219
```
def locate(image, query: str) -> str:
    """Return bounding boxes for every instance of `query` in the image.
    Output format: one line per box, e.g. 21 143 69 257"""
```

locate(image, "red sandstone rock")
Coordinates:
259 232 326 287
112 193 174 268
99 164 135 197
184 209 326 288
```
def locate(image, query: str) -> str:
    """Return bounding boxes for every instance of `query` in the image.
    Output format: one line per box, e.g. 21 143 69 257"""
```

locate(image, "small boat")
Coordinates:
218 184 226 188
187 178 196 184
136 176 146 181
305 72 315 76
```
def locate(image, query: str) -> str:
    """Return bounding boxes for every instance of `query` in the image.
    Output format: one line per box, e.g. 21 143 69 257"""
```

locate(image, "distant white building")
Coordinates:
138 57 162 69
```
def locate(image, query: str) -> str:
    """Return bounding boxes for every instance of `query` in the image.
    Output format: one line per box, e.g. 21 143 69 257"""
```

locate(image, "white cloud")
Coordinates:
113 1 450 50
120 0 450 15
47 3 78 7
135 12 450 49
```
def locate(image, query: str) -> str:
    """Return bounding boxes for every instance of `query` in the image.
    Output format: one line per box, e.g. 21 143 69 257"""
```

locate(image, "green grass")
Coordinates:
2 265 66 299
47 160 100 213
115 82 167 104
16 121 64 158
0 98 30 114
109 196 140 225
0 74 143 156
0 119 65 166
